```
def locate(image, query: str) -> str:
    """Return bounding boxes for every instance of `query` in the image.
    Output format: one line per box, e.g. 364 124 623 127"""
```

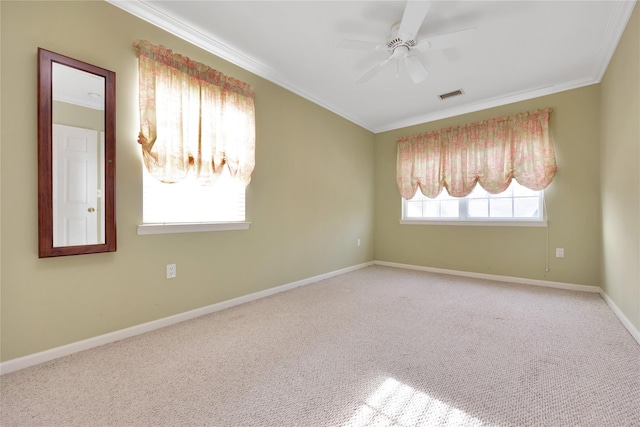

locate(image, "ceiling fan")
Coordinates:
340 1 477 84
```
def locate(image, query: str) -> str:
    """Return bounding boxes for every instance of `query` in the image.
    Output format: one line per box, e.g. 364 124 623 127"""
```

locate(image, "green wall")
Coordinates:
0 1 375 362
2 1 638 364
600 5 640 332
374 86 603 287
53 101 104 132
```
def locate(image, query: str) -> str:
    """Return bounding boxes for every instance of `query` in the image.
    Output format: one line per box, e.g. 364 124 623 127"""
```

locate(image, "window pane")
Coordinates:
402 180 543 222
406 201 422 218
468 199 488 217
411 191 427 202
491 184 513 198
438 189 456 200
440 200 459 218
143 167 245 223
514 197 540 218
423 201 439 217
513 181 538 197
489 198 513 218
468 184 488 199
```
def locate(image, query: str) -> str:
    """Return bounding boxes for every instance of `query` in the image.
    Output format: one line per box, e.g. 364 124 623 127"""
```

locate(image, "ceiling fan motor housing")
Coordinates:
387 37 416 50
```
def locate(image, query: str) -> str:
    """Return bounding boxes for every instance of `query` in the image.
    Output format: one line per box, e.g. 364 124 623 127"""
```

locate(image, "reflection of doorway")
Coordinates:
52 124 99 246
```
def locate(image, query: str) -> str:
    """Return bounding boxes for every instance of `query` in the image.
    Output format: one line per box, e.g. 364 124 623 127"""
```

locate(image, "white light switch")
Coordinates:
556 248 564 258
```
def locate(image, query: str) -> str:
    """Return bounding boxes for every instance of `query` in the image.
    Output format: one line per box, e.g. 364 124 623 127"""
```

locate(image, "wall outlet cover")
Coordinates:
166 264 177 279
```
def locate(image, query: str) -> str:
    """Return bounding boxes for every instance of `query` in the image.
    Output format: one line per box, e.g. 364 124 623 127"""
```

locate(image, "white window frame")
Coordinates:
400 181 546 227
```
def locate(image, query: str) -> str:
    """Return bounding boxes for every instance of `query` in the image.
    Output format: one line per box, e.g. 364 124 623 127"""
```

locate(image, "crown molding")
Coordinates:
590 0 637 83
107 0 636 134
374 77 597 133
375 1 636 133
106 0 371 131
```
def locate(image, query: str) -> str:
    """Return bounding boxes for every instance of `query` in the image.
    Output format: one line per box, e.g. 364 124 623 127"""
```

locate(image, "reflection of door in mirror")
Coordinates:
51 63 105 247
52 124 101 246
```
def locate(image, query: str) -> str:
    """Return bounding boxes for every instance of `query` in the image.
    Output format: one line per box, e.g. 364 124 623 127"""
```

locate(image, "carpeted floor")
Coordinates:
1 266 639 426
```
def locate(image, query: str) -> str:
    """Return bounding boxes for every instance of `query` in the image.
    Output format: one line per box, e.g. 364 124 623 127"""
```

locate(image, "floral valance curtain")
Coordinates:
132 40 256 185
396 108 557 200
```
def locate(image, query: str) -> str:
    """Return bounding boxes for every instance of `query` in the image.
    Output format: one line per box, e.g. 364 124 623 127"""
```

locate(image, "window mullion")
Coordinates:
460 196 468 219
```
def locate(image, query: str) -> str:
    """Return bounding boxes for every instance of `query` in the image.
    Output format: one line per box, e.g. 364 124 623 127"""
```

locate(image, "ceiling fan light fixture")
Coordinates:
439 89 464 100
344 1 475 85
391 45 410 60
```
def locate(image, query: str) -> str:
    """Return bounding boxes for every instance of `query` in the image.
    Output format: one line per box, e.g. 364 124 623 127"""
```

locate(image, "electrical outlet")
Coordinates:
357 239 361 247
166 264 176 279
555 248 564 258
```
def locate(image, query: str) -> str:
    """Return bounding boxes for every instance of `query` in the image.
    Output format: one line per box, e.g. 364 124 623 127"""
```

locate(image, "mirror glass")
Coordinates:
52 63 106 246
38 49 116 257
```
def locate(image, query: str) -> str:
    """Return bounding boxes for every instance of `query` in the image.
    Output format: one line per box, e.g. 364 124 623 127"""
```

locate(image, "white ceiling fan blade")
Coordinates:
338 39 386 51
405 56 429 83
356 57 392 83
398 1 432 42
415 27 478 51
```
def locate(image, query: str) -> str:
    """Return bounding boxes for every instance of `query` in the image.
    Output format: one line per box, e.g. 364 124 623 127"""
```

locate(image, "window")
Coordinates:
142 167 245 224
402 180 544 225
396 108 555 226
132 40 255 234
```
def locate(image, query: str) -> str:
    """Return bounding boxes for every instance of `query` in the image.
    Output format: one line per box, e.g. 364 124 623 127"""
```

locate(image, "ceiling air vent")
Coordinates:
439 89 464 100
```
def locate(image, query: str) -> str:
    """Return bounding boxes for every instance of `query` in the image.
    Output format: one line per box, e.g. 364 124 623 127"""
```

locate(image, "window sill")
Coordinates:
400 219 547 227
137 222 251 235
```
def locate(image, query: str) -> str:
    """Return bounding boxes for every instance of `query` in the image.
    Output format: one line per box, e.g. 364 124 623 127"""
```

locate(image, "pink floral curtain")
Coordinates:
396 109 557 200
132 40 255 185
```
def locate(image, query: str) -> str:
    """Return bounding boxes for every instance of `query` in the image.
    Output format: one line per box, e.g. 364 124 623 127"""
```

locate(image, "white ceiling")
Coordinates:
109 0 636 133
53 63 105 110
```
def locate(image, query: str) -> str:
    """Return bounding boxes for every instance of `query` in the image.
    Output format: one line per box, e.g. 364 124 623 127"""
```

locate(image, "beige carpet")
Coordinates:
1 266 639 426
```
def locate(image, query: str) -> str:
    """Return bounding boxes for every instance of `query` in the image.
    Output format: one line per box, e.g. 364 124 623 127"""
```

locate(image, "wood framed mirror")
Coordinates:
38 48 116 257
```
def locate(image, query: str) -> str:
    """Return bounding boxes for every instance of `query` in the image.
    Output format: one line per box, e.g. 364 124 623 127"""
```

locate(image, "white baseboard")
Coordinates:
598 290 640 346
374 260 640 346
374 260 601 293
0 261 374 375
3 259 636 374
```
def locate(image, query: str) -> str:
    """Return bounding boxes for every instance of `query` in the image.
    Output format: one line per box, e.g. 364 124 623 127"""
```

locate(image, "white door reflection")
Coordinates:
52 124 100 246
